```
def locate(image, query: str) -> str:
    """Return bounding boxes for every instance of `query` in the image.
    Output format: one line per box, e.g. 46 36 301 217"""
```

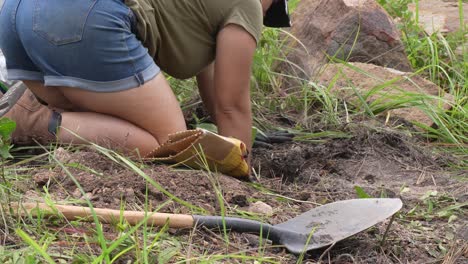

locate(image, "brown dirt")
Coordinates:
14 125 468 263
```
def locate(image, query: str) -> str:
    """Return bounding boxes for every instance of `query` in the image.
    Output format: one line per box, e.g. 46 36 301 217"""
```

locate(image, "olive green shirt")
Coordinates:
124 0 263 79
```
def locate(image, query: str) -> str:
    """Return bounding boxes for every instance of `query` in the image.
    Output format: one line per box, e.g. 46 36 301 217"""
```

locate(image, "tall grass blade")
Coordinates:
15 228 55 264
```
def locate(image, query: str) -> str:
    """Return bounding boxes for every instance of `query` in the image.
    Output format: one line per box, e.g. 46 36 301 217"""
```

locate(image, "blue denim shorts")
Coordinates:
0 0 159 92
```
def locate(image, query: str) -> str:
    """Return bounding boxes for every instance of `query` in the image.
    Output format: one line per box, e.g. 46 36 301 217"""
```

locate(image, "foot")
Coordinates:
1 82 61 145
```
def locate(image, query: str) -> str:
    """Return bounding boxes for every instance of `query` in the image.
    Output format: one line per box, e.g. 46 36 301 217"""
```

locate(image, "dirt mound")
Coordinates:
19 126 466 263
32 150 276 215
253 127 449 187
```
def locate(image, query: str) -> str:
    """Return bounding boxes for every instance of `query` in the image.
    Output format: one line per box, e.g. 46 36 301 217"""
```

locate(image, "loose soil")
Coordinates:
10 125 468 263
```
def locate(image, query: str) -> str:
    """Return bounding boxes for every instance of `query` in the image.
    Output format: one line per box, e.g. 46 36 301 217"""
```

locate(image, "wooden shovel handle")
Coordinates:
14 203 194 229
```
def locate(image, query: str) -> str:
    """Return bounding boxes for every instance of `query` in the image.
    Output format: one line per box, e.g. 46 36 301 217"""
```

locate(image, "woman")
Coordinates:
0 0 290 159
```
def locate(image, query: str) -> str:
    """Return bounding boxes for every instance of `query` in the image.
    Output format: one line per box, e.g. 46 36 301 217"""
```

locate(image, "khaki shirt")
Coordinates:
125 0 263 79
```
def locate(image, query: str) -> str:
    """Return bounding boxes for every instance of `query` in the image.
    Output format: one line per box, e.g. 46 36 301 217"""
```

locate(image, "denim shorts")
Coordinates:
0 0 159 92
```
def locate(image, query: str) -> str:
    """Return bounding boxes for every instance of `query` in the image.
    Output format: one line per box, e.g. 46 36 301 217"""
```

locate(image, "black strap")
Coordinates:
48 111 62 136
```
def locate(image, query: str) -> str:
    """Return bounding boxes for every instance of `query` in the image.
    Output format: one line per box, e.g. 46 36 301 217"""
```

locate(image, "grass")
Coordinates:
0 146 282 263
1 0 467 262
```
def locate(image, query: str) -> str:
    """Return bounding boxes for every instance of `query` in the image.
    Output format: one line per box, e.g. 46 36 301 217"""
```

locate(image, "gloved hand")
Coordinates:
253 130 295 148
148 129 250 179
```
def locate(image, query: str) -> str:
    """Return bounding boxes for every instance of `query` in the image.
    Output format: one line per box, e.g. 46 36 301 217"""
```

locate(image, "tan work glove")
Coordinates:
147 129 249 179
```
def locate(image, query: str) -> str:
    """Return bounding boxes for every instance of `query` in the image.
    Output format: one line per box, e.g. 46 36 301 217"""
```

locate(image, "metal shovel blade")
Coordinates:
270 198 403 254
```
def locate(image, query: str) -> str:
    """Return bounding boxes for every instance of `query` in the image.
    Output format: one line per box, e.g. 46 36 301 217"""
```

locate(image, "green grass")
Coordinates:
0 146 282 263
245 0 467 151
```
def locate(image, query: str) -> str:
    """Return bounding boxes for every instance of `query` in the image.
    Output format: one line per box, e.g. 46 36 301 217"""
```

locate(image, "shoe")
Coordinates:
0 81 26 117
1 82 61 145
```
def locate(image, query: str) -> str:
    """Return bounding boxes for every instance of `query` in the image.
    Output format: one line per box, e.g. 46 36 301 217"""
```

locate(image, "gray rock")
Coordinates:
54 147 72 164
281 0 411 81
248 201 274 215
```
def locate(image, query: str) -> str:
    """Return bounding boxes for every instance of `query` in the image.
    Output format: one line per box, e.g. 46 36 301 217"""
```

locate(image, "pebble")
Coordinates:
248 201 273 215
32 172 52 186
54 147 72 163
72 188 81 199
125 188 135 202
200 203 215 213
82 192 93 200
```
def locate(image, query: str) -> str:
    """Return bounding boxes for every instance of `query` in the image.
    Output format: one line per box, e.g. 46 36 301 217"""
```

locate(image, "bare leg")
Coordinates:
24 74 186 157
23 80 77 111
59 112 159 156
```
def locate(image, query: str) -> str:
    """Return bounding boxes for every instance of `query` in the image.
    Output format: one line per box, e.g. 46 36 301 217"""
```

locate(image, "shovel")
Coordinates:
16 198 402 254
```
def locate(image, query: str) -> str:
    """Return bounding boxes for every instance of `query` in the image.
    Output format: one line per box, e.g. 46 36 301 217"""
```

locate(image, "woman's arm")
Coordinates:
212 24 257 152
196 63 216 121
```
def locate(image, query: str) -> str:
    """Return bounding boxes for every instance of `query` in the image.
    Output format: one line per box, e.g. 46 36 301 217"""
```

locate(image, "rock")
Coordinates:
54 147 72 164
83 192 93 200
409 0 468 35
72 188 82 199
33 171 55 186
282 0 411 81
248 201 273 215
317 62 454 127
243 233 262 247
124 188 135 202
200 203 215 213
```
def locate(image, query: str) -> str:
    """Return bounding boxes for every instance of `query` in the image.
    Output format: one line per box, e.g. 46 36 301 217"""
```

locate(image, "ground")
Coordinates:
5 123 467 263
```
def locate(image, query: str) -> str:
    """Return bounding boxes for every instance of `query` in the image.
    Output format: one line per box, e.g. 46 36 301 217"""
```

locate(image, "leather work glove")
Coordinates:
253 130 295 148
148 129 250 179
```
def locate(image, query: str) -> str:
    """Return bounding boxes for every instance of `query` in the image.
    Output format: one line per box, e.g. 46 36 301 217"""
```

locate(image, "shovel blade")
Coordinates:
273 198 402 254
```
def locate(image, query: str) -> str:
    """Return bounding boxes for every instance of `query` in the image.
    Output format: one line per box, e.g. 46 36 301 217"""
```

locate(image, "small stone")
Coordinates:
248 201 273 215
82 193 93 200
200 203 215 213
54 147 72 164
72 188 81 199
124 188 135 202
33 171 53 186
244 233 261 247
